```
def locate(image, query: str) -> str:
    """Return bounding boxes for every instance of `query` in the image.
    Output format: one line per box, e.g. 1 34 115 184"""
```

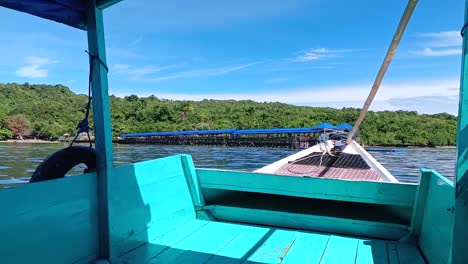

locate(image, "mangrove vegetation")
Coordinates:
0 83 457 146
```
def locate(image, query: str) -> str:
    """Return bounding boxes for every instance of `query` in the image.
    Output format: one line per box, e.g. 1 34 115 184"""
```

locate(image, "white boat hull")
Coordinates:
255 140 399 183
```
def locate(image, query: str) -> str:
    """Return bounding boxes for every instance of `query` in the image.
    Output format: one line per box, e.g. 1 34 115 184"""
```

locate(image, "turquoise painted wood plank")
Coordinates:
320 235 359 264
410 169 431 236
387 243 399 264
204 225 271 264
196 209 217 221
0 174 98 264
396 243 425 264
453 2 468 262
181 154 205 207
117 220 209 264
280 232 330 264
170 222 247 263
355 240 388 264
205 205 409 240
242 229 298 263
197 169 416 207
149 221 246 263
86 0 113 259
418 169 454 264
109 155 196 259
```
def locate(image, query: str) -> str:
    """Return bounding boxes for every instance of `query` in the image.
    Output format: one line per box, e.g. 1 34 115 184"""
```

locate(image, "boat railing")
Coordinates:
0 154 455 263
410 168 454 263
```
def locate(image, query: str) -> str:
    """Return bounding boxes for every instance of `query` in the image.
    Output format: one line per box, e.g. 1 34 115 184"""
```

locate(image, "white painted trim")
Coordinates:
346 141 399 183
254 143 325 174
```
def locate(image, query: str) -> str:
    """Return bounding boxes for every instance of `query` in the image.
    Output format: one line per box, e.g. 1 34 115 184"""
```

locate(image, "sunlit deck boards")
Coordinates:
273 152 382 181
117 219 424 264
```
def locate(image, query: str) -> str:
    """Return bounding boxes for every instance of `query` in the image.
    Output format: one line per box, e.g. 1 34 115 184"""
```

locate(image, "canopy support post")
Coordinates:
452 2 468 263
86 1 113 260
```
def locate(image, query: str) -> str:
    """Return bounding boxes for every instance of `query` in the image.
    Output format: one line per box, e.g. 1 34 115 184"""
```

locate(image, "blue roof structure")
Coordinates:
121 129 237 138
120 123 351 138
311 122 337 130
232 127 317 135
0 0 121 30
336 123 353 131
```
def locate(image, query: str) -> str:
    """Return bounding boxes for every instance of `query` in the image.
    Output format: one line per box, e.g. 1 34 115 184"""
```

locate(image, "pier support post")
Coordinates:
452 1 468 263
86 0 113 260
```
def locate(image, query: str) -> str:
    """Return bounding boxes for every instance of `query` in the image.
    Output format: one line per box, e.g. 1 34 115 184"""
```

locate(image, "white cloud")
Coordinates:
112 62 258 82
294 48 363 62
112 64 130 71
130 66 168 77
418 31 461 47
15 56 56 78
265 78 288 84
413 30 462 57
113 78 459 114
112 63 177 79
388 96 459 115
16 65 47 78
147 63 257 82
129 36 143 47
414 48 461 57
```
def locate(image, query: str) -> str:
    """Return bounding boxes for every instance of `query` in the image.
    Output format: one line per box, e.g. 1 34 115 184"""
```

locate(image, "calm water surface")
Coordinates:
0 143 456 187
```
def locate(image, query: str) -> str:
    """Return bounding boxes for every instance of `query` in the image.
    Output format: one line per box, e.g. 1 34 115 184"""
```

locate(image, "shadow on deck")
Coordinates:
117 219 424 264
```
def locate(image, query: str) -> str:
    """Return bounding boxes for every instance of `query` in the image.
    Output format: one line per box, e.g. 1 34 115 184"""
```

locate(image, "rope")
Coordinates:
461 22 468 37
70 50 108 147
286 153 326 175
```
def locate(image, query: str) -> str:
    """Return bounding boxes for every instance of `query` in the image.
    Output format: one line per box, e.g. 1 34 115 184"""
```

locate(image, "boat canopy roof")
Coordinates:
0 0 122 30
121 123 354 138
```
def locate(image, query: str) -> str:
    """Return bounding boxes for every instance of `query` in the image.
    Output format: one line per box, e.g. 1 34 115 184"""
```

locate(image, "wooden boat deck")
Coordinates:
273 152 381 181
118 219 425 264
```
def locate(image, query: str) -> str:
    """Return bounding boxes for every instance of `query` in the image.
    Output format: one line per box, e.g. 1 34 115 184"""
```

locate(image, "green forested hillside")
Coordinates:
0 83 458 146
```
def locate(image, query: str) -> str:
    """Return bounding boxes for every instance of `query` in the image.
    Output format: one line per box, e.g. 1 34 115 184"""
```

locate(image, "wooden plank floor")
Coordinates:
117 219 425 264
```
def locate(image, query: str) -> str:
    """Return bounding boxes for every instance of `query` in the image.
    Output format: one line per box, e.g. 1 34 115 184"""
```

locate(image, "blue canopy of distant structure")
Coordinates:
121 129 236 138
232 127 318 135
312 122 337 130
121 122 351 138
336 123 353 131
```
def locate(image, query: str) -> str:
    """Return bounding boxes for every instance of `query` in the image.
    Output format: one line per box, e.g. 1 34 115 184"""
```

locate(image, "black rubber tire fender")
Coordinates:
29 146 96 183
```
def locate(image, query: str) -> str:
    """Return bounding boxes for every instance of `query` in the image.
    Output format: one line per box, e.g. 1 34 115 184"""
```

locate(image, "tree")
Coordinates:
4 115 32 140
0 129 12 140
0 83 459 146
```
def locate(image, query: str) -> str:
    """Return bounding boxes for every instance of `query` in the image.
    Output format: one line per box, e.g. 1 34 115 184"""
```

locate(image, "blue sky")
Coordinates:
0 0 464 114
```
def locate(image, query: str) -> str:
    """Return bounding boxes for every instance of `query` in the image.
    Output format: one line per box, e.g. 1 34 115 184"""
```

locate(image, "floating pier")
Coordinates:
119 123 351 149
366 148 406 153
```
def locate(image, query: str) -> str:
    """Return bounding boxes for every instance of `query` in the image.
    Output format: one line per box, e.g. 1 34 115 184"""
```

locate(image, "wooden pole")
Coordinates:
86 0 113 260
346 0 418 144
452 1 468 262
